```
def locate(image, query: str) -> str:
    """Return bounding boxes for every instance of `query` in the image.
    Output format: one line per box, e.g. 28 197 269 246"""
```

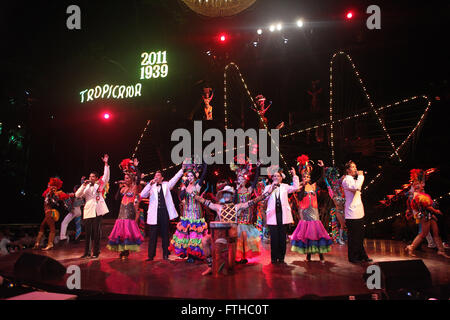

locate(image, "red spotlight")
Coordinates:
218 33 227 43
346 11 354 19
103 113 110 120
214 170 219 176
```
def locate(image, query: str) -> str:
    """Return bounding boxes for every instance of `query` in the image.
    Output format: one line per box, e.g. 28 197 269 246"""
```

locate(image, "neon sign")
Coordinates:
140 50 168 79
79 83 142 103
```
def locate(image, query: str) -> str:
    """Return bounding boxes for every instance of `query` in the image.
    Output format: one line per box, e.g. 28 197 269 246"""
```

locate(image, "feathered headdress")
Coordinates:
297 154 313 176
409 169 425 185
42 177 64 198
119 159 137 174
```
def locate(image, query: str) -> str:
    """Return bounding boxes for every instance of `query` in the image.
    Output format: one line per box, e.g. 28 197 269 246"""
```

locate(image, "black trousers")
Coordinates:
268 224 287 262
84 215 102 256
148 208 170 259
346 218 369 262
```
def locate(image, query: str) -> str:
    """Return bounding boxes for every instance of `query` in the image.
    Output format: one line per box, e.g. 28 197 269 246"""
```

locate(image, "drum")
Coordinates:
210 221 236 277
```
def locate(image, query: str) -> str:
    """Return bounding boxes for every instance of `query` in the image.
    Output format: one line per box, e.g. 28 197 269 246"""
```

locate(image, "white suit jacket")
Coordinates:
342 174 365 219
263 176 300 225
75 165 110 219
140 168 183 225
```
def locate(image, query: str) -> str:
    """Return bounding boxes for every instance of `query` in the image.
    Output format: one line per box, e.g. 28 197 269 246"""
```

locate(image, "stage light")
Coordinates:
214 170 219 176
283 38 288 44
276 23 282 31
253 41 258 47
257 28 262 35
269 25 275 32
206 50 211 56
346 11 354 19
219 33 227 42
103 113 111 120
296 19 304 27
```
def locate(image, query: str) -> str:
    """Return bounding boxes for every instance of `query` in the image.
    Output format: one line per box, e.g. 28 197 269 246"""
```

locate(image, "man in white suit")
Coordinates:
342 160 372 263
75 154 110 259
140 165 185 261
264 167 300 264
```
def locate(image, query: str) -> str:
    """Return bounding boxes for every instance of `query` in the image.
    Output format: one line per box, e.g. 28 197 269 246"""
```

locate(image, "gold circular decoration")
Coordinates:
181 0 257 17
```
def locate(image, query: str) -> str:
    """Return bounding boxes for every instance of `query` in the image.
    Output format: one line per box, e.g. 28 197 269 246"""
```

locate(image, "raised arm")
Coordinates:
263 101 272 113
140 182 152 199
237 185 272 211
248 164 261 193
195 163 208 192
287 168 301 193
342 175 364 193
168 168 184 190
101 154 110 184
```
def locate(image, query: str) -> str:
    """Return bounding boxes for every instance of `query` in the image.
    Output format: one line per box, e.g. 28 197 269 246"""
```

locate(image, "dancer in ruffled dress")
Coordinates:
169 163 208 263
107 169 144 260
290 156 332 262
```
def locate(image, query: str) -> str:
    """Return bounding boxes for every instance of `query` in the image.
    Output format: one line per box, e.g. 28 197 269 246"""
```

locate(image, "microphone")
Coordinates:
114 180 126 185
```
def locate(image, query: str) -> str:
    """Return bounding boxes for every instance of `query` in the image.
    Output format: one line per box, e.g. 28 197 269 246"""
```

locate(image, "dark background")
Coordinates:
1 0 449 237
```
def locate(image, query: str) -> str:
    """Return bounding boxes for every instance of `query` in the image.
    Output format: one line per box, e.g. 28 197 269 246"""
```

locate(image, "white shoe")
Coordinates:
338 238 345 245
427 243 437 249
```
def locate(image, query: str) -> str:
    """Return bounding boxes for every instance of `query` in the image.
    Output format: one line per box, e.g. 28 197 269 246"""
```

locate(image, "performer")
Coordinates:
231 161 261 263
169 163 208 263
254 179 270 241
251 95 272 129
140 162 185 261
107 168 144 259
34 177 72 250
290 157 332 262
60 178 85 243
405 169 449 258
194 184 276 275
342 161 372 263
324 167 347 245
264 166 300 264
75 154 110 259
202 87 214 120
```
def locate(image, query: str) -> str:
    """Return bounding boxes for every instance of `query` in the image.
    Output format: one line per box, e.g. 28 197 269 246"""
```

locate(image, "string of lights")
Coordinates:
131 120 151 158
224 62 292 177
338 52 402 162
329 56 335 166
282 95 428 138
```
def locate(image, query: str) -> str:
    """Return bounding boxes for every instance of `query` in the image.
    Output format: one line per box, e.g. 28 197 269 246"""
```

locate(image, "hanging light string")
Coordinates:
363 95 431 191
337 51 402 162
329 54 335 166
224 62 292 177
363 191 450 227
282 95 429 138
131 120 151 158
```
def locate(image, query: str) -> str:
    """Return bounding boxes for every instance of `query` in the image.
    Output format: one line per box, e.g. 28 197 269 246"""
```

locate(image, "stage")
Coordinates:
0 239 449 299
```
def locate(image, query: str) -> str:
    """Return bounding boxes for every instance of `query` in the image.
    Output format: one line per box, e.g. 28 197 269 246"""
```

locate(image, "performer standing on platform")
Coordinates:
202 87 214 120
169 163 208 262
290 157 332 263
107 168 144 260
251 95 272 129
231 161 261 264
342 161 372 263
34 177 72 250
194 184 275 275
75 154 110 259
405 169 449 258
141 162 185 261
324 167 347 245
264 167 300 264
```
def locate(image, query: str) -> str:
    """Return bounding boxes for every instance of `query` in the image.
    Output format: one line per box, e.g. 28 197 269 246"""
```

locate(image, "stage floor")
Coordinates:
0 239 449 299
